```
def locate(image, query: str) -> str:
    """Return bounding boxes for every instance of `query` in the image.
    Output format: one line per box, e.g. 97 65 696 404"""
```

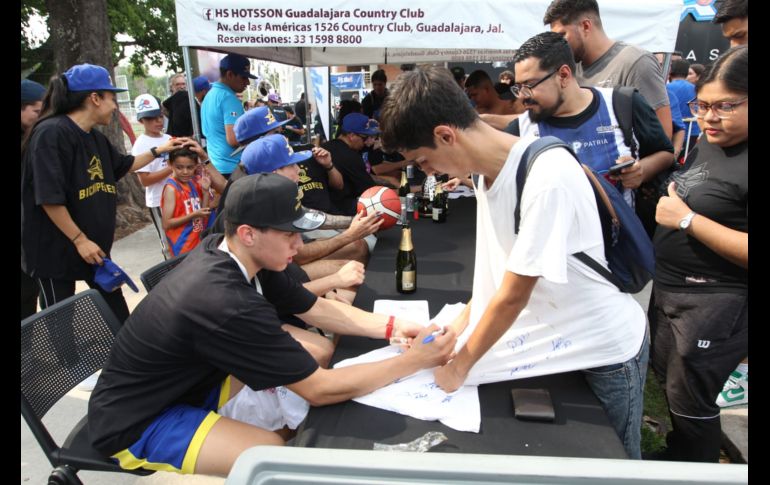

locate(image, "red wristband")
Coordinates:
385 315 395 340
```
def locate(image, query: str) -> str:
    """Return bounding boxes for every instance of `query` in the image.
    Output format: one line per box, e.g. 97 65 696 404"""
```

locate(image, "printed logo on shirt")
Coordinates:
297 165 312 184
697 340 711 349
88 156 104 180
265 109 277 125
671 162 710 198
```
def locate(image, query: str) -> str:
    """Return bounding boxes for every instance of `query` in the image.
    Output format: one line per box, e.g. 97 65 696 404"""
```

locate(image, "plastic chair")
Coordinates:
21 289 153 484
139 253 187 292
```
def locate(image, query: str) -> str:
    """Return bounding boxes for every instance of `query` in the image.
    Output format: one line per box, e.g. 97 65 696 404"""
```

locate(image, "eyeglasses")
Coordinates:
511 69 559 99
688 98 747 119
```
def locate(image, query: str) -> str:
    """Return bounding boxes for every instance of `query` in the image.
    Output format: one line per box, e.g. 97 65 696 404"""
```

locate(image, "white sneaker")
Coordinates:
716 370 748 407
76 372 101 392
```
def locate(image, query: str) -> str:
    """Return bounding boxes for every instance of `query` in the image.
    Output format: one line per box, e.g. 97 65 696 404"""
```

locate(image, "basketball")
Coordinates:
357 186 402 230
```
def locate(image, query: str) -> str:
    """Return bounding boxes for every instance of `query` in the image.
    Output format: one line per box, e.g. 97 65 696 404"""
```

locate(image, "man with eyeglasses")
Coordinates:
320 113 380 216
504 32 674 211
544 0 672 142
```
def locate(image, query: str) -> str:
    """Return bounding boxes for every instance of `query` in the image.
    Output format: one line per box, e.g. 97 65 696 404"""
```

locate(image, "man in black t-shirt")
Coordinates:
88 174 454 477
361 69 388 120
163 76 211 138
322 113 379 216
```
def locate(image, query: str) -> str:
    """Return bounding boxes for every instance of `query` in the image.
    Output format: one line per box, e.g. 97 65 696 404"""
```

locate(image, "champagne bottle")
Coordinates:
396 223 417 294
432 184 447 223
398 169 410 202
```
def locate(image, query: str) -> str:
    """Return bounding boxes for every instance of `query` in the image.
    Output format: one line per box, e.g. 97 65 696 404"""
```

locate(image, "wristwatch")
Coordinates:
678 211 696 231
150 146 160 158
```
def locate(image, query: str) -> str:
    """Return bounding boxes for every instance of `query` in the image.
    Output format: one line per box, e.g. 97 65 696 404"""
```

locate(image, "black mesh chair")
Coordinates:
20 289 154 484
139 253 187 292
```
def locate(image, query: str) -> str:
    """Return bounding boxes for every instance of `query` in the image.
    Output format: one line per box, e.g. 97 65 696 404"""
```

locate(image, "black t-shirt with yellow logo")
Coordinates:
296 156 339 214
21 116 134 280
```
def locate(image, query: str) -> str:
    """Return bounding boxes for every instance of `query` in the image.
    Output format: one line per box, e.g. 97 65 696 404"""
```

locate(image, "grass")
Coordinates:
641 367 671 454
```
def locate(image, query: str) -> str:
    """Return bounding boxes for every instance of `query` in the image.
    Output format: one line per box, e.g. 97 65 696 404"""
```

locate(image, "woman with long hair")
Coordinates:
21 64 188 322
649 45 748 462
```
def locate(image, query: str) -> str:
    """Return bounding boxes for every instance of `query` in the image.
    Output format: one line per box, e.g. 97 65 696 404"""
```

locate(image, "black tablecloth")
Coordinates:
294 197 627 458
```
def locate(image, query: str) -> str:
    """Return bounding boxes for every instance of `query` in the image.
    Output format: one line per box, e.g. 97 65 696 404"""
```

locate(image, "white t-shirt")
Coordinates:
463 134 646 385
132 133 171 207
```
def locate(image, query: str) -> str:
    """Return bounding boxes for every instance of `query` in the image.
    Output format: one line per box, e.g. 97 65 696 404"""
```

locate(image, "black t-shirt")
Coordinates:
21 116 135 280
322 139 376 216
362 90 389 119
284 116 304 143
88 234 319 455
504 88 673 160
653 139 748 293
162 90 200 138
297 154 338 214
294 101 307 125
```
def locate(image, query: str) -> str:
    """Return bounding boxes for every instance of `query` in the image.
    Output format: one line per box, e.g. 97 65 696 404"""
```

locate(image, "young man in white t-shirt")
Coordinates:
379 66 649 459
133 94 173 259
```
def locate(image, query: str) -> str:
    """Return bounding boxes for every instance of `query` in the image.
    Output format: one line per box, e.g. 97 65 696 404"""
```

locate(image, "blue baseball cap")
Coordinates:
63 64 127 93
21 79 46 103
193 76 211 93
220 53 257 79
241 134 312 175
93 258 139 293
342 113 380 136
231 106 291 156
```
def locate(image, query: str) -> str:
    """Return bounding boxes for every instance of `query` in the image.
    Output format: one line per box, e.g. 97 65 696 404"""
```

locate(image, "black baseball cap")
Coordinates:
450 66 466 81
224 173 325 232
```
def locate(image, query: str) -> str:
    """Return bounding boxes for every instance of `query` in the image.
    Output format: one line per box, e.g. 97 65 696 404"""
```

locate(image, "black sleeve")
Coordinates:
361 95 374 118
259 268 319 315
632 91 674 158
504 118 521 136
336 151 376 195
29 122 70 205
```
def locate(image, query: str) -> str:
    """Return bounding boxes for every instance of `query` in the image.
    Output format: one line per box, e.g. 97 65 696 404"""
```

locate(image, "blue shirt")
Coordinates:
201 82 244 174
666 88 685 133
667 79 700 137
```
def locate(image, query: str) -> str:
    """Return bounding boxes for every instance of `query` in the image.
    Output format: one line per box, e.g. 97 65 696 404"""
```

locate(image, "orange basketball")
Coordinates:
357 186 402 230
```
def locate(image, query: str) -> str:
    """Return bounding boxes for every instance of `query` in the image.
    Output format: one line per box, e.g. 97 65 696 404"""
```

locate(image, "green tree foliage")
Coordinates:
21 0 181 81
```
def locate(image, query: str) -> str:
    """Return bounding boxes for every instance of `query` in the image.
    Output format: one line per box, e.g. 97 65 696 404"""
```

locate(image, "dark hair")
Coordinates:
169 147 199 164
696 45 747 95
669 59 691 78
543 0 602 27
713 0 747 24
689 63 706 78
465 70 492 89
21 75 106 156
334 99 362 138
514 31 576 75
499 70 515 83
379 66 478 152
371 69 387 83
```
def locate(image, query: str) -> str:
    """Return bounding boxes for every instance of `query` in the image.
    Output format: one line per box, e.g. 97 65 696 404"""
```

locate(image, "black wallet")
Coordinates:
511 388 555 422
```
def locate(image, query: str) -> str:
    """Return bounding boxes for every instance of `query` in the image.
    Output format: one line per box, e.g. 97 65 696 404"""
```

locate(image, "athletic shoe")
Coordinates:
716 370 748 407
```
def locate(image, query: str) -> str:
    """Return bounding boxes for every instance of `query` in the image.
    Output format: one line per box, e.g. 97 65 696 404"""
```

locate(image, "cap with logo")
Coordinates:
241 134 312 175
21 79 47 103
232 106 291 156
134 94 162 120
450 66 466 82
224 173 325 232
193 76 211 93
63 64 127 93
341 113 380 136
267 93 282 103
93 258 139 293
220 53 257 79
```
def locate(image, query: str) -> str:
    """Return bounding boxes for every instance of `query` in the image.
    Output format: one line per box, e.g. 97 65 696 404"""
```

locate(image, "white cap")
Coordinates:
134 94 162 120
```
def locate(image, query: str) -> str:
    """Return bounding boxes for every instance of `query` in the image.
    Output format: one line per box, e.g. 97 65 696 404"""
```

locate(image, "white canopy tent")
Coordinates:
173 0 681 141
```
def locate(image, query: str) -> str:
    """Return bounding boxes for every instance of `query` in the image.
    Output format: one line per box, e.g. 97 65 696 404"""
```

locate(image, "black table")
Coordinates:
294 197 627 459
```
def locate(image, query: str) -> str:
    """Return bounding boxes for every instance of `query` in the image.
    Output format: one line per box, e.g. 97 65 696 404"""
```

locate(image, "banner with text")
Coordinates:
176 0 680 54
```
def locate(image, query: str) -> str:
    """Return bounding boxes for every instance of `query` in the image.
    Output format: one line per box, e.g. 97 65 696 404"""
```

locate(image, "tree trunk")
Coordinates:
46 0 150 237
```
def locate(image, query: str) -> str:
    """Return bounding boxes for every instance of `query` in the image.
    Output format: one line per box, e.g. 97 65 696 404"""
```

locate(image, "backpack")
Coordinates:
513 136 655 293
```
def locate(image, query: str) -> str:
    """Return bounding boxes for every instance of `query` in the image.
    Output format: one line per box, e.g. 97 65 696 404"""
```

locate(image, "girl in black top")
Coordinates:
21 63 188 322
648 46 748 462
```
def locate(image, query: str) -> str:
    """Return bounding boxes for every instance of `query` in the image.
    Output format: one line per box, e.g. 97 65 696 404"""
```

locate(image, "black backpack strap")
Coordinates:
573 251 624 292
514 136 577 234
612 86 639 160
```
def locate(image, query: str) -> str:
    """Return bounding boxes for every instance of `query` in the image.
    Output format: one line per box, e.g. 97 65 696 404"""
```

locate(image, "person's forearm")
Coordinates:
299 297 395 339
303 274 342 296
319 213 353 230
136 167 173 187
450 299 472 336
479 113 518 130
371 160 409 175
672 130 685 160
640 150 675 182
452 275 535 376
293 233 353 265
163 212 199 230
327 165 343 190
687 216 748 268
42 204 83 242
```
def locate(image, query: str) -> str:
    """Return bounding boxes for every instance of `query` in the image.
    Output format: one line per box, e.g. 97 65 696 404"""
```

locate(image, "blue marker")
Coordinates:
422 328 446 344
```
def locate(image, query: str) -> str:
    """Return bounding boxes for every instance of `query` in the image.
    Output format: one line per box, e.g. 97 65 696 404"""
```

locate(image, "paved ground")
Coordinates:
20 225 748 483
